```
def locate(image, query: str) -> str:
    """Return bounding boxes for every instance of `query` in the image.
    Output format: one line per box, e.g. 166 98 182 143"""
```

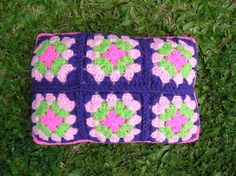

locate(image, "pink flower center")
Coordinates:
166 49 187 71
101 111 125 132
102 44 126 66
166 111 187 133
39 45 60 68
40 109 63 131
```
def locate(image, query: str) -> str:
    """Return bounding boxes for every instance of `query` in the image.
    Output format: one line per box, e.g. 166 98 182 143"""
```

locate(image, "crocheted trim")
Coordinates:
32 93 77 142
31 36 75 82
86 35 141 83
151 95 198 143
85 93 141 143
150 38 197 85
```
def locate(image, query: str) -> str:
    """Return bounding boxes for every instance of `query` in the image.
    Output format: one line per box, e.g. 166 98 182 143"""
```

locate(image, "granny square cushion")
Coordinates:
31 32 200 145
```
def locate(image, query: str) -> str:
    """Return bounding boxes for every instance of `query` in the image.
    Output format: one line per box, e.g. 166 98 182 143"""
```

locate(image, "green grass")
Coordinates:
0 0 236 175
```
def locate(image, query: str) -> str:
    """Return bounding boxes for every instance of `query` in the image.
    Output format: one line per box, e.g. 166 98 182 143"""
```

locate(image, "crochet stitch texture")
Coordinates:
31 32 200 145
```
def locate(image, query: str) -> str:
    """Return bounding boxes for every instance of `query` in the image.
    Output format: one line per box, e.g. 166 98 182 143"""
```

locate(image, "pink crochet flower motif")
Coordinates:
40 109 63 131
166 112 187 133
31 93 77 142
102 44 126 66
151 95 199 143
101 111 125 132
166 49 187 71
31 36 75 83
85 93 142 143
150 38 197 85
86 34 142 83
39 45 60 68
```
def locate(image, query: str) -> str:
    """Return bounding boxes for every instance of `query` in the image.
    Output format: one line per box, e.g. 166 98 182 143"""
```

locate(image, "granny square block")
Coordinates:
31 32 200 145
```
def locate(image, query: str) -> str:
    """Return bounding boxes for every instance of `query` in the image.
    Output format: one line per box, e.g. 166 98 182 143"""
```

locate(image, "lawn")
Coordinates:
0 0 236 175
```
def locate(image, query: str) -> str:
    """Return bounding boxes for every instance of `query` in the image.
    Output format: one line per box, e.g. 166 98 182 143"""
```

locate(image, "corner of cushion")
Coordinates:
36 33 54 42
180 36 198 46
32 133 65 146
187 37 197 45
32 132 48 145
181 126 200 144
34 33 52 49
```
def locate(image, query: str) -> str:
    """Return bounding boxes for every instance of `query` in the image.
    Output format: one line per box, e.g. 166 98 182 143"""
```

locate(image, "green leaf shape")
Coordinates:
34 61 47 75
53 40 68 54
160 105 176 121
116 123 134 138
114 101 133 119
55 123 70 137
178 121 194 138
115 39 132 52
179 64 192 78
158 42 173 56
176 44 192 59
36 40 51 57
94 57 113 75
94 39 111 53
159 126 173 139
179 103 194 119
51 101 69 118
35 101 48 117
95 124 112 138
158 59 176 77
93 103 110 121
51 58 67 75
117 56 134 75
36 122 51 136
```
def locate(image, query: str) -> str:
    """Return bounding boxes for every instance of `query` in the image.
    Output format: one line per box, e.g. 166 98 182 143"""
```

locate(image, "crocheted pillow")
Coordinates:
31 32 200 145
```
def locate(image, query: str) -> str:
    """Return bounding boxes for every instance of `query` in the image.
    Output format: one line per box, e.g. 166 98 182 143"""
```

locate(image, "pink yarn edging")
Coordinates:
35 33 197 50
32 130 199 145
36 33 197 46
34 32 81 54
32 133 96 145
165 36 197 45
36 32 81 41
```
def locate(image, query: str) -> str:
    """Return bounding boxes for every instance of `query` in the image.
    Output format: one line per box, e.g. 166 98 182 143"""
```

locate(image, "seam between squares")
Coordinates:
77 32 88 140
141 38 151 87
141 93 150 141
31 86 195 94
77 32 86 90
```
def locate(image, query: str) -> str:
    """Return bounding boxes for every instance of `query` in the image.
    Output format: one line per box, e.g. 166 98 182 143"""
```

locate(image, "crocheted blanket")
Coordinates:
31 32 200 145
